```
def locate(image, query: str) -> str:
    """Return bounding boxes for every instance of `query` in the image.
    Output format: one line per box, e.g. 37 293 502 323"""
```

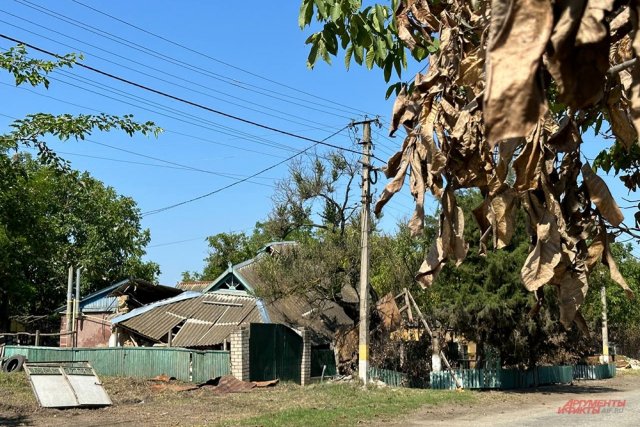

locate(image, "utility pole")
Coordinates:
354 119 375 385
66 266 74 333
601 285 609 363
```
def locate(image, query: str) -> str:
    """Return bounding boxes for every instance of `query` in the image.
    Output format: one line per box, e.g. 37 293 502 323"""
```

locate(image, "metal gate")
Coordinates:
249 324 302 383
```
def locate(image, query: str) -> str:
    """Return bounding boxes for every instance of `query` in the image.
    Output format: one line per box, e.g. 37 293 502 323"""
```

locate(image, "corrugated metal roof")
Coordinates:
198 241 354 345
111 292 200 325
57 279 182 314
175 281 213 292
116 293 262 348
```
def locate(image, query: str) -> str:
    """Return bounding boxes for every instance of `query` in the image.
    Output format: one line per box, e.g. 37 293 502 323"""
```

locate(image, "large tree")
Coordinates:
0 45 160 329
301 0 640 332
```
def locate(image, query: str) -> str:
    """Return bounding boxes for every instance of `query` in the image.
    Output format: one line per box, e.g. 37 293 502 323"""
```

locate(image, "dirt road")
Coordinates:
403 372 640 426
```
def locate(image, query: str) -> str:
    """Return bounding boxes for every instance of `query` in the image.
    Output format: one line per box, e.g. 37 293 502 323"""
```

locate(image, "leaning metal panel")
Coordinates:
24 362 111 408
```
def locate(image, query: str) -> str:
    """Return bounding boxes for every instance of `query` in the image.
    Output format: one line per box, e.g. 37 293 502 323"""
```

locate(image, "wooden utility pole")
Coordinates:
355 119 374 385
601 286 609 363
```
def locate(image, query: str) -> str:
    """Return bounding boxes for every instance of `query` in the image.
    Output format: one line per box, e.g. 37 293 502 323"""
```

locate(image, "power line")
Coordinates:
0 33 367 159
0 12 358 131
141 125 351 216
0 79 297 160
85 140 276 187
10 1 356 120
1 111 277 187
69 0 381 118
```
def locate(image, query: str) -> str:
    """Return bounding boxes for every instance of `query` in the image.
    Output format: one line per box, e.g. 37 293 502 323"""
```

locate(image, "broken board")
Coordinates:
24 361 112 408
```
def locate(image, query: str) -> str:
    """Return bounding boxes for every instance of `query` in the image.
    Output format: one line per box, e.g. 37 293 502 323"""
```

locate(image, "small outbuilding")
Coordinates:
56 278 182 348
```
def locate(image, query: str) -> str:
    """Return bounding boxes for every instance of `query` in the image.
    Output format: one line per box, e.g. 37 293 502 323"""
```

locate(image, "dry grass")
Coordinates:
0 373 475 426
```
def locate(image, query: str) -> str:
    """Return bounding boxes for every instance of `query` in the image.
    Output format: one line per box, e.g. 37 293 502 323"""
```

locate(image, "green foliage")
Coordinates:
0 44 162 168
2 113 161 168
0 154 159 328
182 224 274 281
0 44 161 328
0 44 79 89
299 0 412 83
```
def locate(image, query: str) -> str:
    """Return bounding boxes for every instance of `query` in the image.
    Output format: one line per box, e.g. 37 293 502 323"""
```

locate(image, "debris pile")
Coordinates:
376 0 638 330
149 374 278 395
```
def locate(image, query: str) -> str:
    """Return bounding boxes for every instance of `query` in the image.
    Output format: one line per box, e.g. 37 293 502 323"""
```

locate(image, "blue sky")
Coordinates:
0 0 420 284
1 1 637 285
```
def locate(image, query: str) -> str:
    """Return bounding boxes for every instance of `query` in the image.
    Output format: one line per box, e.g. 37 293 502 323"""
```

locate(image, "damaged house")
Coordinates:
112 242 353 349
57 278 182 347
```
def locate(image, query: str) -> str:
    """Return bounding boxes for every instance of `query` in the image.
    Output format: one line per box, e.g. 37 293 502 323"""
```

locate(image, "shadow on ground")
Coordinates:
0 414 31 426
501 383 620 395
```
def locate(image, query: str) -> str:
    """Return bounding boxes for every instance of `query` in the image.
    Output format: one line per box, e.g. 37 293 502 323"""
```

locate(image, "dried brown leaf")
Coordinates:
488 188 518 249
513 122 543 192
545 0 611 108
374 148 411 217
603 233 634 298
581 163 624 226
389 87 419 136
485 0 553 144
521 211 562 291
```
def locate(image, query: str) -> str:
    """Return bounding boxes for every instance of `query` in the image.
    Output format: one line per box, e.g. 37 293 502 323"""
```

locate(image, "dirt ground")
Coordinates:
396 371 640 426
1 371 639 426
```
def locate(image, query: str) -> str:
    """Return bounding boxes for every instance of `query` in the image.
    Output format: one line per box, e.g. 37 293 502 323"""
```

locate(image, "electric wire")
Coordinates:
141 125 351 216
0 81 293 160
0 12 359 135
0 34 373 160
67 0 383 119
11 0 357 120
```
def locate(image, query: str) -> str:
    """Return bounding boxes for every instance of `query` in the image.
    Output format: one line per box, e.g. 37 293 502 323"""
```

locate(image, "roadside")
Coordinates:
0 373 474 426
2 371 638 426
398 370 640 427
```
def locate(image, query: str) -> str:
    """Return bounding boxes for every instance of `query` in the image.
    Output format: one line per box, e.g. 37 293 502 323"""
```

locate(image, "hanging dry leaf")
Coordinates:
488 188 518 249
556 267 589 329
521 211 562 291
581 163 624 226
484 0 553 144
375 148 412 216
603 233 634 298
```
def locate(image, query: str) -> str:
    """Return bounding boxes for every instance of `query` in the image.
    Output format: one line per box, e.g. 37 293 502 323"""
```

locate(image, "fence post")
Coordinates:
300 328 311 386
35 330 40 346
230 328 250 381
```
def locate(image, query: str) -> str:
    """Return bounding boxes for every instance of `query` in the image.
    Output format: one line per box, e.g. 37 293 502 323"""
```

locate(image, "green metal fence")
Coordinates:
368 366 409 387
3 346 229 382
573 363 617 380
249 324 302 384
310 349 336 377
431 364 614 390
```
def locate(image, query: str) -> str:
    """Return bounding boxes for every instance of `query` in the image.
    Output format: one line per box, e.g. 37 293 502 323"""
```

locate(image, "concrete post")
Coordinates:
300 328 311 386
230 328 250 381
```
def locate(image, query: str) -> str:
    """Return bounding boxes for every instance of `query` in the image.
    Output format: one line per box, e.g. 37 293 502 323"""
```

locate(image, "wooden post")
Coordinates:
35 330 40 346
167 330 173 347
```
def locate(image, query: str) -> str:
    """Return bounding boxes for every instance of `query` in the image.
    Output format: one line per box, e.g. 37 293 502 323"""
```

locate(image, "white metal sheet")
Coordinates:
28 374 78 408
66 374 112 406
24 362 112 408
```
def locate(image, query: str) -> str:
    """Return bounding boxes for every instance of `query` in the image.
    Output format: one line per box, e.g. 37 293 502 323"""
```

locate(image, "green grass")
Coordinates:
228 383 475 427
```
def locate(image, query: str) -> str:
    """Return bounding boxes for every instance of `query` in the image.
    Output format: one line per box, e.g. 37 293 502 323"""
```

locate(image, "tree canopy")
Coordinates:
300 0 640 331
0 45 160 329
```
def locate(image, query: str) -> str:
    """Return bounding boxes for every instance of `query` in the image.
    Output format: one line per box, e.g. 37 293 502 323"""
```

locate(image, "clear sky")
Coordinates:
1 1 637 286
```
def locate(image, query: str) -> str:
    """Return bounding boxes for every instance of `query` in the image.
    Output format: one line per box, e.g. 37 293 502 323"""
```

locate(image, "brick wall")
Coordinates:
59 312 112 348
230 327 250 381
300 328 311 386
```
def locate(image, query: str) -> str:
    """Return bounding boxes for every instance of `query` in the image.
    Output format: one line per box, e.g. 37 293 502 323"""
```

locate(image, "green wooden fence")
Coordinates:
2 346 229 383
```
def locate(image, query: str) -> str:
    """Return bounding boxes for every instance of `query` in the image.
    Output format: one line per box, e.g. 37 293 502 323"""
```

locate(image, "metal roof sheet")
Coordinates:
116 293 262 347
175 281 213 292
